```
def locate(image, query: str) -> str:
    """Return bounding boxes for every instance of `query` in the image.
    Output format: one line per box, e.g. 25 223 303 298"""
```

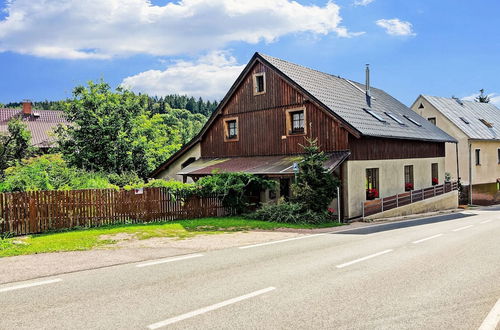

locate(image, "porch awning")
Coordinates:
178 151 350 176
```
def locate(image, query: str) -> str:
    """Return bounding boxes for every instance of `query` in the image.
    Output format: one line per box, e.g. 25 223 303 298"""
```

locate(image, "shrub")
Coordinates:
249 201 332 224
124 179 195 196
107 172 144 187
197 172 276 214
0 154 118 192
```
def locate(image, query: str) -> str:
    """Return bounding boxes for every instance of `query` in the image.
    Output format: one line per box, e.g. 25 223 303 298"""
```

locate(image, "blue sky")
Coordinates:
0 0 499 107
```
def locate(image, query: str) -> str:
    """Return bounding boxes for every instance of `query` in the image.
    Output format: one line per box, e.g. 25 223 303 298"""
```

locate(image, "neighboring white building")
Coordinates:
411 95 500 204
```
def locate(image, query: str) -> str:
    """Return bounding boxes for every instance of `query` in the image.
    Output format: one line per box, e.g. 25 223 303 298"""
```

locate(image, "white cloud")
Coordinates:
462 92 500 107
0 0 357 59
376 18 416 36
121 51 245 99
354 0 375 6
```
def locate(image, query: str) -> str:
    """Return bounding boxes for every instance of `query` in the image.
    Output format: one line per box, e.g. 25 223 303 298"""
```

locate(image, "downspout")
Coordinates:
468 141 473 205
455 142 460 182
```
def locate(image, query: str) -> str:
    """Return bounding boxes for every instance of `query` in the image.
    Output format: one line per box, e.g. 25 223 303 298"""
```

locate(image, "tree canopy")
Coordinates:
475 89 490 103
55 81 207 178
0 118 35 175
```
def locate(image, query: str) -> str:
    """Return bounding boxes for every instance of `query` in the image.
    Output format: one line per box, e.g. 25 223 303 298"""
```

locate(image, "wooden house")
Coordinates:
152 53 456 219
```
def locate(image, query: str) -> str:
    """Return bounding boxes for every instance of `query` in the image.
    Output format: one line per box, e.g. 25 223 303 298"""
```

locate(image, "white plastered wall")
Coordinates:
345 157 445 218
155 143 201 183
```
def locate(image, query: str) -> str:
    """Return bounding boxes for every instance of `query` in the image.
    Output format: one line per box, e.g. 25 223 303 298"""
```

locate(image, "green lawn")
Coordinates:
0 217 343 258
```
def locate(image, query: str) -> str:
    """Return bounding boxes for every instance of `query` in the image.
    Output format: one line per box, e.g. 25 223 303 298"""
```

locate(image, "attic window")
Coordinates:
385 112 405 125
364 109 386 122
459 117 470 124
479 118 494 128
418 103 424 109
403 115 422 127
223 117 239 142
285 108 307 136
253 73 266 95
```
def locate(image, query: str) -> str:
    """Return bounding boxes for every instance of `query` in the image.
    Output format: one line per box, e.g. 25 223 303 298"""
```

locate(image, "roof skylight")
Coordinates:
459 117 470 124
364 108 386 122
403 115 422 127
385 112 405 125
479 118 494 128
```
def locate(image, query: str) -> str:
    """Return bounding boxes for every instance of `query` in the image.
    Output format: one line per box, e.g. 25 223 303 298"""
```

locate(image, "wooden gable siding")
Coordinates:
201 61 349 157
348 136 445 160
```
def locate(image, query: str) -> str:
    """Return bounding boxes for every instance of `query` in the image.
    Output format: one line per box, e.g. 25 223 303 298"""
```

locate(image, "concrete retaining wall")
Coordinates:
365 190 458 220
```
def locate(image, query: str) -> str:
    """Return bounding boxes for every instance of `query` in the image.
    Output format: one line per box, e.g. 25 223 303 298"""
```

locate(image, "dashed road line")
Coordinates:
412 234 443 244
480 220 492 224
136 254 204 268
478 298 500 330
147 287 276 329
0 278 62 293
336 249 393 269
452 225 474 232
239 234 327 249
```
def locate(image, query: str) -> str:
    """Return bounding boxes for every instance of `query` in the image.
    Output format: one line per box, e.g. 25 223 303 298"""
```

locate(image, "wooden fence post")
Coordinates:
29 196 38 233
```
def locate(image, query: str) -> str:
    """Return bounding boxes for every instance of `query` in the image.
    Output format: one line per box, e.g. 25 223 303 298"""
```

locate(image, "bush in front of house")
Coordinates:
197 172 276 214
250 200 333 224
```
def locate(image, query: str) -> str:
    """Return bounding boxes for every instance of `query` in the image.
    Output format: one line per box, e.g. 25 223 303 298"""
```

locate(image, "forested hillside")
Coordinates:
3 94 219 116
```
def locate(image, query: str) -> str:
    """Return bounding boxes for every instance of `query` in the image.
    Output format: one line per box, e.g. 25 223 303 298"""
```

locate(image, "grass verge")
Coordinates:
0 217 344 258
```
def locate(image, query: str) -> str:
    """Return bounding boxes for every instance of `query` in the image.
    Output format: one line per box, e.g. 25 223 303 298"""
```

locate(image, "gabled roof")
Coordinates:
258 53 455 143
0 109 68 147
151 52 456 177
420 95 500 140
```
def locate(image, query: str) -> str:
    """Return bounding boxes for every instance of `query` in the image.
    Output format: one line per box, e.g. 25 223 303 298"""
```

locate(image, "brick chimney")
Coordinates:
22 100 32 116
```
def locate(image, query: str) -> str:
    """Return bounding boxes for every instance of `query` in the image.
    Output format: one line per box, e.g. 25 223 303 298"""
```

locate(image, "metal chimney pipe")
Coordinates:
365 64 371 107
365 64 371 97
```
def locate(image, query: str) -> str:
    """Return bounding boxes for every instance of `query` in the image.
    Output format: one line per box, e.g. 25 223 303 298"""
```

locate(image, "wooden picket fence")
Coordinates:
362 181 458 218
0 188 229 236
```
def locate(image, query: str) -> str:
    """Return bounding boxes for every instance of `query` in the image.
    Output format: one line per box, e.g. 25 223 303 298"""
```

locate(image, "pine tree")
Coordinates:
475 89 490 103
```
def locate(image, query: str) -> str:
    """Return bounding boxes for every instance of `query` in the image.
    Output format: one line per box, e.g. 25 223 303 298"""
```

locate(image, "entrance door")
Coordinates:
280 178 291 201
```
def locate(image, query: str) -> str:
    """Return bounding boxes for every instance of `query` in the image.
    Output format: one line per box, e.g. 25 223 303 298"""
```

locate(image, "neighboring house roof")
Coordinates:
258 53 455 143
420 95 500 140
0 109 68 147
178 151 350 176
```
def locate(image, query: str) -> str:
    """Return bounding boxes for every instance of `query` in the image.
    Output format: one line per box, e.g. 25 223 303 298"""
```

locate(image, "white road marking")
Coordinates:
452 225 474 232
147 287 276 329
136 254 203 268
412 234 443 244
336 249 393 269
478 298 500 330
480 220 492 224
239 234 327 249
0 278 62 293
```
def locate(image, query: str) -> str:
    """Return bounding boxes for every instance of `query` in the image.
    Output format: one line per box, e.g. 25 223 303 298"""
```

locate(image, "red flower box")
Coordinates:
405 183 414 191
366 188 379 200
432 177 439 185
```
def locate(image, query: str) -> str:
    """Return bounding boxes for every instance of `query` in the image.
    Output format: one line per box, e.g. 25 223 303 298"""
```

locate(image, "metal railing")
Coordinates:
362 181 458 219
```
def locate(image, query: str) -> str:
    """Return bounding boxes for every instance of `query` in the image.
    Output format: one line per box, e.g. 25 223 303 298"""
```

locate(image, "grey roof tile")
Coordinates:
422 95 500 140
259 53 456 143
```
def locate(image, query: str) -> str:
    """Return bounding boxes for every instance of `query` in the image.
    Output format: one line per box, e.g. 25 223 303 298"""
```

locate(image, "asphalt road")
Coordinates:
1 208 499 330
